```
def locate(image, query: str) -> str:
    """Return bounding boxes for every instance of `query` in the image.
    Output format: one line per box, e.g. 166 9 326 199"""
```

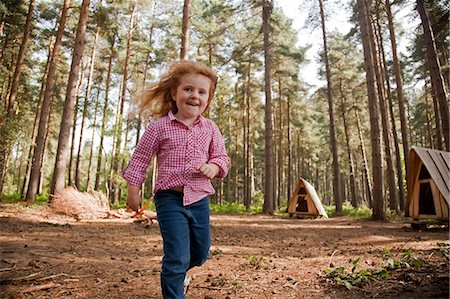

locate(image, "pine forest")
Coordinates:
1 0 449 220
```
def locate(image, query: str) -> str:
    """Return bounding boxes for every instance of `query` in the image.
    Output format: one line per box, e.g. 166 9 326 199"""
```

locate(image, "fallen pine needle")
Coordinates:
39 273 69 281
21 282 61 293
10 272 41 281
0 264 16 272
63 278 80 282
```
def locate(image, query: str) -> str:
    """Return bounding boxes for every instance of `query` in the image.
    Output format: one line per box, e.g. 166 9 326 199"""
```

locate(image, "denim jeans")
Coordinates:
154 190 210 299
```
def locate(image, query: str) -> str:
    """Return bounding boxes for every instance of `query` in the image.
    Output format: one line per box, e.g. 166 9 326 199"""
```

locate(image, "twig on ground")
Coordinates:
394 232 420 256
21 282 61 293
328 250 339 267
192 285 235 291
10 271 42 281
38 273 94 280
0 263 16 272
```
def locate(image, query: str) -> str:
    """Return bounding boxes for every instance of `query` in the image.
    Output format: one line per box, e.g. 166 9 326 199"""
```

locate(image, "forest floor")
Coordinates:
0 201 449 299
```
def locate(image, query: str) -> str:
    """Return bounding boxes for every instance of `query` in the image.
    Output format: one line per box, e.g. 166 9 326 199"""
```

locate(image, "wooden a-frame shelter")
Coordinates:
287 177 328 218
405 146 449 221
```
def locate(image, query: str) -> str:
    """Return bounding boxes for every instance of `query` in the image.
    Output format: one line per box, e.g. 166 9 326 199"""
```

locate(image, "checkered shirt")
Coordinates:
123 111 229 206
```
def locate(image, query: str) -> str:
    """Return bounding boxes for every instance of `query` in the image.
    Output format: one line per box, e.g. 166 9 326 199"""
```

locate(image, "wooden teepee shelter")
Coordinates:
287 178 328 218
405 146 449 221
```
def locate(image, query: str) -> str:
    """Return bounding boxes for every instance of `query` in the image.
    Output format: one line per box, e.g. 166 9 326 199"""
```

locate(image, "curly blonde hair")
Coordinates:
138 60 217 120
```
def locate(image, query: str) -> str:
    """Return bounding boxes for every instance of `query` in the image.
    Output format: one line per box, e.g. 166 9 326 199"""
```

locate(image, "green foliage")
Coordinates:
383 247 423 269
241 255 265 269
210 202 262 214
436 242 450 261
0 193 48 203
0 193 22 202
325 258 388 290
324 201 372 218
325 248 426 290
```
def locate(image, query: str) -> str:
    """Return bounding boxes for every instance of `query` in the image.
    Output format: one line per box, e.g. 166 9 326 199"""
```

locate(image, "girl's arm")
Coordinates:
205 122 230 179
123 122 159 209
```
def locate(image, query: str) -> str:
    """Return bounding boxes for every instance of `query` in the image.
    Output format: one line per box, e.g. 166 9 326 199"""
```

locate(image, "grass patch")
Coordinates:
0 193 49 204
210 202 262 214
324 202 372 218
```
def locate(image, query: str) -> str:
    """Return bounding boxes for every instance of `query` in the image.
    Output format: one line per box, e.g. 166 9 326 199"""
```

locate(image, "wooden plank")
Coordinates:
430 181 442 217
420 152 447 199
428 151 449 192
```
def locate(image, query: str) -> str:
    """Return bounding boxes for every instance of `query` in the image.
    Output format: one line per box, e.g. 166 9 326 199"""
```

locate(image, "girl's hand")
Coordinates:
198 163 220 179
127 185 142 212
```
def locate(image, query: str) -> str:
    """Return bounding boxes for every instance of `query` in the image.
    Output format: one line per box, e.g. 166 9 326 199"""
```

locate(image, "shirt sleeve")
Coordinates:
122 122 159 186
207 122 230 179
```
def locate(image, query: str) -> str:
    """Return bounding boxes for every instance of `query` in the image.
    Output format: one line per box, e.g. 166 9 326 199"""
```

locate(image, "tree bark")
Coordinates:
385 0 409 208
6 0 35 115
25 0 70 203
110 2 135 203
262 0 274 215
373 3 399 214
180 0 192 60
287 93 292 204
357 0 385 220
75 29 98 190
338 79 357 208
21 35 54 198
68 67 85 186
416 0 449 151
95 34 116 191
319 0 342 213
50 0 90 197
0 0 35 194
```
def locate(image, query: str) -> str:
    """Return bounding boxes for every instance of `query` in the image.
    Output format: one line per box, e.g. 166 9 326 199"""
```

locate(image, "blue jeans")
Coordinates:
154 190 211 299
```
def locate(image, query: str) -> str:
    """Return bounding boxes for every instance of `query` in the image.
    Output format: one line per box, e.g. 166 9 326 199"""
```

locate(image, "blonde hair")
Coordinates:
138 60 217 120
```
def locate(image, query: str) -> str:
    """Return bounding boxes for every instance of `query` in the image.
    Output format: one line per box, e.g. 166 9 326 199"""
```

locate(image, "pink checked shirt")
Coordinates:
123 111 229 206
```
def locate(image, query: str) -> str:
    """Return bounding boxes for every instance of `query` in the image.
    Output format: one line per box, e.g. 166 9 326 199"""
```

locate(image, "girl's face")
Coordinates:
172 73 211 125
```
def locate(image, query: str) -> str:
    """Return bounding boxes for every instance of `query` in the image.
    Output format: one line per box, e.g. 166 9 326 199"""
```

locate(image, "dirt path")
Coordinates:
0 203 448 298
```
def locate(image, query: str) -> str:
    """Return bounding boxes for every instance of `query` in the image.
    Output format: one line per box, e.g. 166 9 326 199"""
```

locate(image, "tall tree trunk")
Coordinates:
50 0 90 197
319 0 342 213
6 0 35 115
68 67 86 186
338 79 357 207
25 0 70 203
75 29 98 190
262 0 274 215
0 0 35 194
21 35 54 198
245 63 253 208
385 0 409 207
277 78 284 210
357 0 385 220
180 0 192 60
86 88 100 190
354 106 372 207
243 65 249 208
95 35 116 191
111 3 135 204
428 78 443 149
373 3 399 214
287 93 292 203
377 2 405 211
424 85 434 147
416 0 449 151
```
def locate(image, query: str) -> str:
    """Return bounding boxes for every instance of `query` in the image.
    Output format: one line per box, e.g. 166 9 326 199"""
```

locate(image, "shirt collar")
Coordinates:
168 110 205 127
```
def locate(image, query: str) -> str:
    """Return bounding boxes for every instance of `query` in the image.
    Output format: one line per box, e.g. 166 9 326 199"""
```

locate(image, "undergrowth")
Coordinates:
324 245 443 290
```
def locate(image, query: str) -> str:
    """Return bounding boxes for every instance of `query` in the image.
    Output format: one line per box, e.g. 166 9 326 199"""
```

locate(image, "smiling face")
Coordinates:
172 73 212 125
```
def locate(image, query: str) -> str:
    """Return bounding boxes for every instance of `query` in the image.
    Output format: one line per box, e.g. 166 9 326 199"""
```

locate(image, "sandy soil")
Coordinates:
0 202 448 299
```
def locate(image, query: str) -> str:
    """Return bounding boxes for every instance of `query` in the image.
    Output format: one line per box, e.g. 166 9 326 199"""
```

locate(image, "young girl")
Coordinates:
123 60 229 298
